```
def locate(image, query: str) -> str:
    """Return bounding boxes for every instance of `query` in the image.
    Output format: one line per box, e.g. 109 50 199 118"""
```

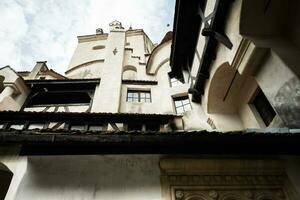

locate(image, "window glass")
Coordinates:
173 96 192 114
170 77 184 87
89 125 104 131
183 104 192 111
127 90 151 103
70 125 85 131
28 123 44 130
140 93 146 98
9 124 24 130
182 99 190 105
176 106 184 114
175 101 182 107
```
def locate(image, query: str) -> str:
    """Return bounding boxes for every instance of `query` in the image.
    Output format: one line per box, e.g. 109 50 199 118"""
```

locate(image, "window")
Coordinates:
170 77 184 87
145 123 160 131
28 123 45 130
70 124 86 131
26 91 92 107
9 124 24 130
89 124 105 131
127 90 151 103
252 89 276 126
127 123 143 131
173 96 192 114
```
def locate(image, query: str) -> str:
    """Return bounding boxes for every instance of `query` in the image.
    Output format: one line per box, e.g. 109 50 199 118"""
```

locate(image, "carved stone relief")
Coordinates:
160 159 298 200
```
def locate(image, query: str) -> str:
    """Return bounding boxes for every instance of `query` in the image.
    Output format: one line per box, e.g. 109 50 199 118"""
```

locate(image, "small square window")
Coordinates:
173 96 192 114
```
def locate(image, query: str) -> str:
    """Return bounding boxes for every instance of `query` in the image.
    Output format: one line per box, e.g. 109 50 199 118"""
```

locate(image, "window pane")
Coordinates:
132 97 139 102
89 125 103 131
170 78 183 87
145 98 151 103
9 124 24 130
176 106 184 114
133 93 138 98
183 104 192 111
140 93 146 98
182 99 190 105
127 92 133 97
70 125 85 131
174 100 182 107
28 123 44 130
145 93 151 98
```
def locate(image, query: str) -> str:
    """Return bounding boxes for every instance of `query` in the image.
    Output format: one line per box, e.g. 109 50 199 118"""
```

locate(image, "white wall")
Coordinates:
14 155 162 200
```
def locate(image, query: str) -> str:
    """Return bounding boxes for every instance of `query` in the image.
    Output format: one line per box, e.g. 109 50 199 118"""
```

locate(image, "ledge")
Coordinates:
122 79 158 85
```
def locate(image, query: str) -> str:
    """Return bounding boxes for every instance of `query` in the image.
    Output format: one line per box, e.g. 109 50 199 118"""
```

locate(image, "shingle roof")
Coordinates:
0 129 299 155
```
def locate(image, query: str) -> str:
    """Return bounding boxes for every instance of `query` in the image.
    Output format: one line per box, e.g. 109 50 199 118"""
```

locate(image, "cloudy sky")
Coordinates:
0 0 175 73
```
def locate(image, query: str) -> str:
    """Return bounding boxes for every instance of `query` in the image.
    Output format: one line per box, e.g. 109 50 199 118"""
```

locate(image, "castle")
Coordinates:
0 0 300 199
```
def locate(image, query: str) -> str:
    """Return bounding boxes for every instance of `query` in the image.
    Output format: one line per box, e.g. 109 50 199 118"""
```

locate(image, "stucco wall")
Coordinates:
68 39 107 72
14 155 162 200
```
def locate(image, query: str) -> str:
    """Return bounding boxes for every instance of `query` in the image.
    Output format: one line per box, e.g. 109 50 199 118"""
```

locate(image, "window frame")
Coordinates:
169 77 184 87
126 90 151 103
250 88 276 127
173 96 192 114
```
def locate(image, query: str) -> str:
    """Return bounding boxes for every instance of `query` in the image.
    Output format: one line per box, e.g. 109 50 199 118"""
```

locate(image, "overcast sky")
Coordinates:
0 0 175 73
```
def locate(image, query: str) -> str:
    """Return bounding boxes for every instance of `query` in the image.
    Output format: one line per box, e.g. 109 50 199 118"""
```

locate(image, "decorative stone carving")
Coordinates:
160 159 298 200
165 175 285 186
175 190 184 200
208 190 218 199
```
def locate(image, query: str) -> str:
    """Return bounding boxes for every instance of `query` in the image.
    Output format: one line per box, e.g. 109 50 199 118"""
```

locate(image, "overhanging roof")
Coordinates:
0 129 299 155
170 0 206 80
25 78 100 91
0 111 176 124
170 0 234 102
